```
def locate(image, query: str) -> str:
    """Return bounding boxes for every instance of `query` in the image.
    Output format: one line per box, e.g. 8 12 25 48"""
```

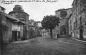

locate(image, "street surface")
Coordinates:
4 37 86 55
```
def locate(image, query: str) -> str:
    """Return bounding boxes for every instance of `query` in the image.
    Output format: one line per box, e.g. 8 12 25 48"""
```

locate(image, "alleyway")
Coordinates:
4 37 86 55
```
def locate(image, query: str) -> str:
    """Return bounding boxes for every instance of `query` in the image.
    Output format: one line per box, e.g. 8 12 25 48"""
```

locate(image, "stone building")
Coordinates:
55 8 72 37
68 0 86 39
9 5 29 39
0 6 25 43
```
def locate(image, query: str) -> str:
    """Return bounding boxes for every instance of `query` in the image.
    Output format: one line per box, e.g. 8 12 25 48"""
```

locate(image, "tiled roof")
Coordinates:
0 12 25 24
0 6 5 10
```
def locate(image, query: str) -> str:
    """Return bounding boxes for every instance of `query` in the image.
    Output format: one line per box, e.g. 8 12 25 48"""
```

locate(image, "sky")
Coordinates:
0 0 74 21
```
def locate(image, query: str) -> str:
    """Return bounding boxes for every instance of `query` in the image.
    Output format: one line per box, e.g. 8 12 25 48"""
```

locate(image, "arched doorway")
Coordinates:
60 25 66 35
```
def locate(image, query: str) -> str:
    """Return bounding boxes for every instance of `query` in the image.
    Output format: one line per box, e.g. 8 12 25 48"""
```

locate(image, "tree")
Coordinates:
41 15 60 38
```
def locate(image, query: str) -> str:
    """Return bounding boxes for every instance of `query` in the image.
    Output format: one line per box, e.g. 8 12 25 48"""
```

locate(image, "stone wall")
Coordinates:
69 0 86 39
55 8 72 36
0 14 12 43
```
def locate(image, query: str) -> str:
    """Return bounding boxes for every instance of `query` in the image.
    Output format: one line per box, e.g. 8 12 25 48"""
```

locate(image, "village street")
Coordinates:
4 36 86 55
1 0 86 55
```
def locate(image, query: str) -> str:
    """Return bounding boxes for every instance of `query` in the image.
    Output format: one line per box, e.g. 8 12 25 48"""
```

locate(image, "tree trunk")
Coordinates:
50 29 53 38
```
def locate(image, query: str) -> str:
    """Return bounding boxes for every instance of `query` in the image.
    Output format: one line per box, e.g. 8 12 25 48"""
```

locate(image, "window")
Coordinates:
75 18 77 28
74 22 76 30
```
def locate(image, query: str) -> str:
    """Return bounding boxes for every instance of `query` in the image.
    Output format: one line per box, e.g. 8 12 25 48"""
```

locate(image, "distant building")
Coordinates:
68 0 86 39
28 20 42 38
35 21 42 27
9 5 29 39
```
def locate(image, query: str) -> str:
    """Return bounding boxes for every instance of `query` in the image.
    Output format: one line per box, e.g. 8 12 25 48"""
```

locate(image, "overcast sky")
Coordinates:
0 0 74 21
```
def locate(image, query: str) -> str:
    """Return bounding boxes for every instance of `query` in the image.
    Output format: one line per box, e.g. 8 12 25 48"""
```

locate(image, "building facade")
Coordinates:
69 0 86 39
9 5 29 39
55 8 72 37
0 6 25 43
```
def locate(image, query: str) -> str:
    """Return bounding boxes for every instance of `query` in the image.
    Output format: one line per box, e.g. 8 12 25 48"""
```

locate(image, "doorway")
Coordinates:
12 31 17 41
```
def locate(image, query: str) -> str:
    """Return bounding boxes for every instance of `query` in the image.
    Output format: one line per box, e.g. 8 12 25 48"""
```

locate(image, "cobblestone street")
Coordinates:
4 37 86 55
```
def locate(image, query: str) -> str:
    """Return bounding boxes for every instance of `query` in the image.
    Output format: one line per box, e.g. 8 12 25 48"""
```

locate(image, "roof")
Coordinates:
9 11 29 16
0 6 5 10
55 8 72 12
28 25 35 27
0 12 25 25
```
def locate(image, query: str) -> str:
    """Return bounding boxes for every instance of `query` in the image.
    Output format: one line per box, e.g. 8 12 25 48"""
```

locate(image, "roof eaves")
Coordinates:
0 12 25 25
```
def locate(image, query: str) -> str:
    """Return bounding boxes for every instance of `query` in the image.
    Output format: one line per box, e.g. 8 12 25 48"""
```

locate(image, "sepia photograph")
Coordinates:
0 0 86 55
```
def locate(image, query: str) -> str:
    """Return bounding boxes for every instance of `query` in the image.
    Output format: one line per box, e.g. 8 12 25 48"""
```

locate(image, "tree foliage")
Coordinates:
41 15 59 29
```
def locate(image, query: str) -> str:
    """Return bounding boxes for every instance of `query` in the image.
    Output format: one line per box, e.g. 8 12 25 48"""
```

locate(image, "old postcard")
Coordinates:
0 0 86 55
